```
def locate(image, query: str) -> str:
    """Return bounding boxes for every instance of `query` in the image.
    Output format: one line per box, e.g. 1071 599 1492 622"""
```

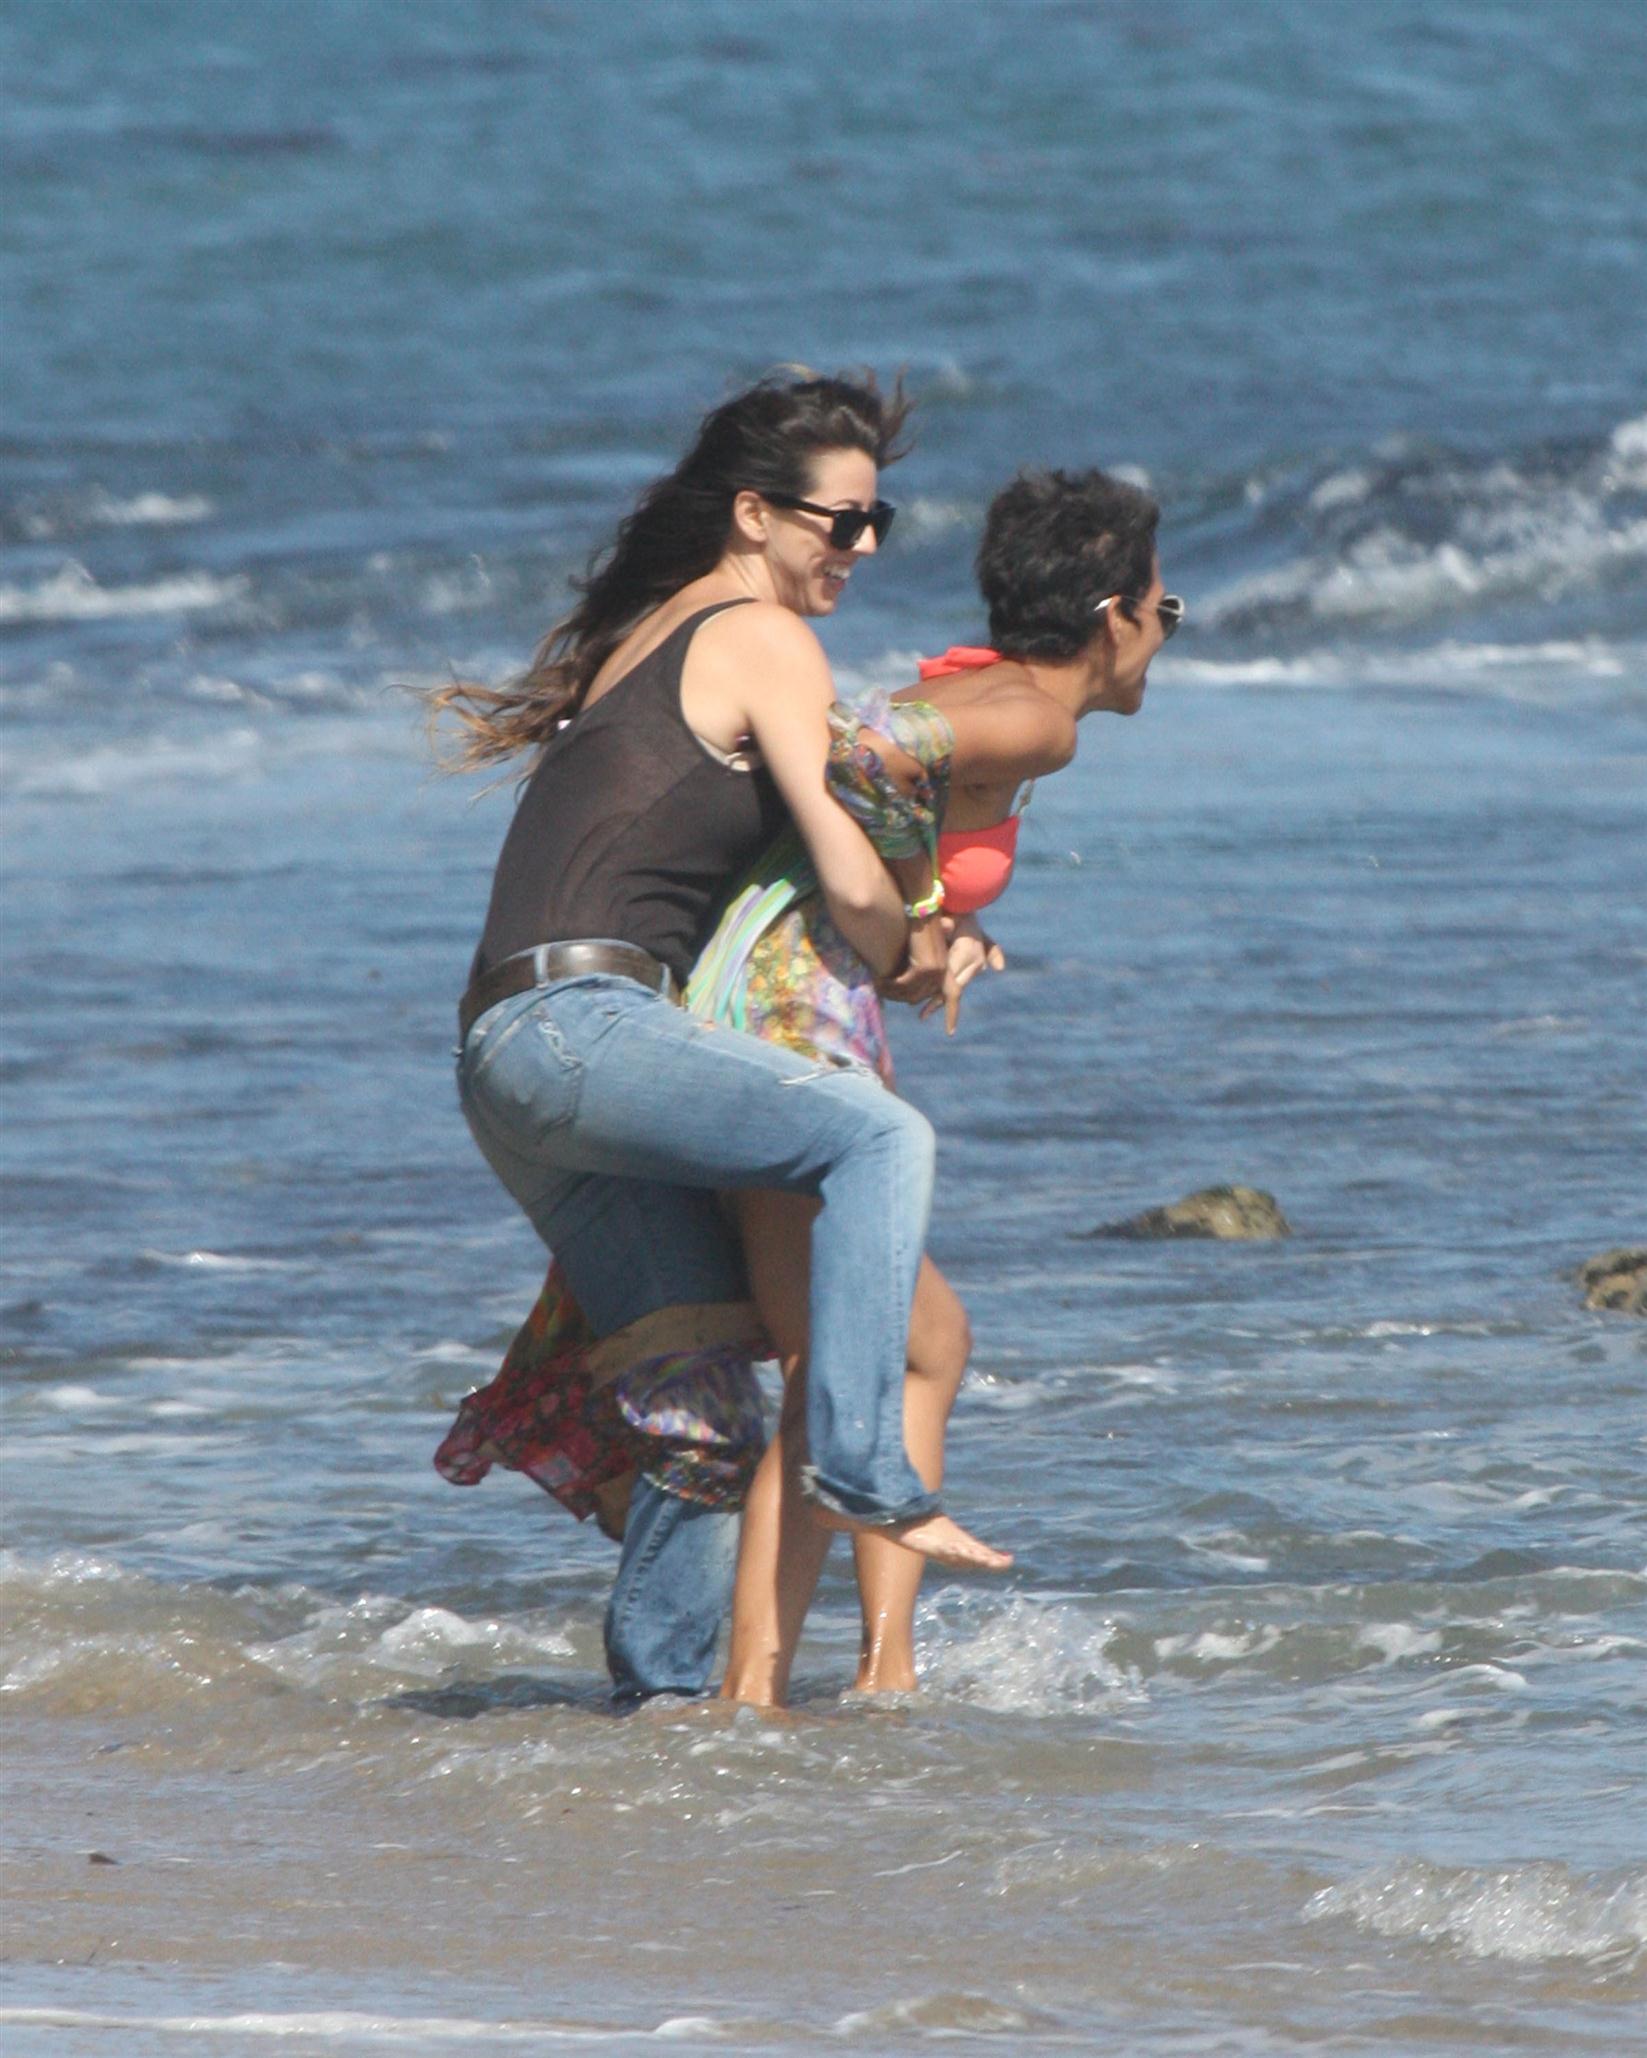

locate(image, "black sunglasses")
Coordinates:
759 492 897 550
1096 592 1184 640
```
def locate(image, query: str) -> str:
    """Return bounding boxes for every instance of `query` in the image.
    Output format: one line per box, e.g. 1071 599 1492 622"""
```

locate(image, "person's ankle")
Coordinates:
854 1666 917 1694
721 1666 783 1706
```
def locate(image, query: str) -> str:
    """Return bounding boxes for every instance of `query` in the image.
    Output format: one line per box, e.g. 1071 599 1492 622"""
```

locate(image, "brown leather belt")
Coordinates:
458 939 678 1042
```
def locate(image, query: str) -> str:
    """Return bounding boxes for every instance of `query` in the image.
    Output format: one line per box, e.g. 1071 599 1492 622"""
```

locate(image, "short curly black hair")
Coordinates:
976 468 1160 660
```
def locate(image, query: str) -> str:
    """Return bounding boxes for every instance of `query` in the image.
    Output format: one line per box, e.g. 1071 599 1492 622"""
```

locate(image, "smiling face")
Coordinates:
757 446 883 617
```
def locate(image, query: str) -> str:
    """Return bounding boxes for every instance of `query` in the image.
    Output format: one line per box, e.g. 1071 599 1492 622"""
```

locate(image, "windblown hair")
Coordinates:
430 370 911 770
976 467 1160 660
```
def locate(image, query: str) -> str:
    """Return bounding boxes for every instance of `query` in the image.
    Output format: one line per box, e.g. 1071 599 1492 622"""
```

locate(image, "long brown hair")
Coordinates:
430 369 911 771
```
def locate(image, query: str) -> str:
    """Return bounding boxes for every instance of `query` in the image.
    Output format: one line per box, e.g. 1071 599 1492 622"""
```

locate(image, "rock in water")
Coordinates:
1087 1185 1292 1241
1578 1249 1647 1314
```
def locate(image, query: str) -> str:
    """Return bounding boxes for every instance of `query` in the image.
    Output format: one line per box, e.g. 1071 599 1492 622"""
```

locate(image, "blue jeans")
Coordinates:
458 971 939 1529
606 1476 743 1702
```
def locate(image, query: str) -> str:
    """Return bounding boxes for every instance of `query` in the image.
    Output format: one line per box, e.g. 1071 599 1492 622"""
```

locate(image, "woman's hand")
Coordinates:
876 914 949 1006
920 914 1006 1033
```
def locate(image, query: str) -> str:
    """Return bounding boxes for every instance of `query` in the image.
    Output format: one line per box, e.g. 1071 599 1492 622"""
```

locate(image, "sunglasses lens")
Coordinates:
1158 596 1183 639
826 503 895 548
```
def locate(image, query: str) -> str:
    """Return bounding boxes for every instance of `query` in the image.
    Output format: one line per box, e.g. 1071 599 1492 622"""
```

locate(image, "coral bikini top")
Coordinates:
918 646 1028 916
936 814 1020 915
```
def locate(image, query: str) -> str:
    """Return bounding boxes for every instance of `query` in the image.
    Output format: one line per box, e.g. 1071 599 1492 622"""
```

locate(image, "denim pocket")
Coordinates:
462 998 586 1152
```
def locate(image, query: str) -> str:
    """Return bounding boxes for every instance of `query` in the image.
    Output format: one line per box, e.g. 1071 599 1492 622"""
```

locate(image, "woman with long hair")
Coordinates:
435 371 1008 1701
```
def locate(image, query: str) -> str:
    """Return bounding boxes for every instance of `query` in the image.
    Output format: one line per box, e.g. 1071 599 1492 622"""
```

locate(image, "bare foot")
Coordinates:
813 1506 1012 1572
717 1688 804 1722
851 1665 919 1696
719 1672 784 1710
889 1512 1013 1571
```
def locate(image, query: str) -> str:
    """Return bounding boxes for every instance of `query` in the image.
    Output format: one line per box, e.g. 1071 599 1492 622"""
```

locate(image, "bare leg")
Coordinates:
852 1259 971 1693
723 1195 1006 1709
721 1192 832 1707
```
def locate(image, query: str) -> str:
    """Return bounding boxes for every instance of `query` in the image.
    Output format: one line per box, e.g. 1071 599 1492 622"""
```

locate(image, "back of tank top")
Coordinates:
473 600 789 985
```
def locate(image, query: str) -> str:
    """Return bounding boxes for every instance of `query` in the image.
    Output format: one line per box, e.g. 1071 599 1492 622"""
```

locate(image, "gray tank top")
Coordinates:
472 600 789 985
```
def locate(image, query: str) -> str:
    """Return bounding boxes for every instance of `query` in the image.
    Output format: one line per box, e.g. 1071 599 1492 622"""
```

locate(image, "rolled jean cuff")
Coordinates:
799 1464 941 1527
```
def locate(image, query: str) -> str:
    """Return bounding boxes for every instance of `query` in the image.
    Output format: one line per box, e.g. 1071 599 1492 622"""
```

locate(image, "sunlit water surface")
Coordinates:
3 2 1645 2051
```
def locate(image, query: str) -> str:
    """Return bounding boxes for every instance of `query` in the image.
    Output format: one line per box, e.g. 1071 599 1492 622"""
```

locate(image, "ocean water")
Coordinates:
2 2 1645 2053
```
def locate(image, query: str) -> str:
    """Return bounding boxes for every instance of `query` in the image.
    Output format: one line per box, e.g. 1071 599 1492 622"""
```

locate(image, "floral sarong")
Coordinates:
688 694 953 1081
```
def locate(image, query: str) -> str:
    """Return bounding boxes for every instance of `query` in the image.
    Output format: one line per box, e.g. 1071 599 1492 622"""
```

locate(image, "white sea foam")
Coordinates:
421 559 494 614
1304 1859 1647 1967
14 490 214 539
0 1545 127 1590
1414 1707 1470 1732
1307 466 1374 512
1490 1013 1590 1039
0 2006 657 2043
835 1993 1049 2037
248 1594 576 1688
1161 634 1634 694
1560 1632 1647 1660
896 495 976 542
1603 410 1647 488
1449 1661 1528 1692
3 726 269 798
1156 1627 1283 1664
85 488 215 526
1359 1318 1495 1339
1140 1601 1597 1687
963 1368 1067 1411
141 1247 299 1273
1191 1546 1272 1572
1096 1361 1183 1391
0 1553 580 1712
916 1589 1143 1715
412 1339 500 1380
0 561 247 623
1357 1622 1443 1663
35 1383 116 1412
1199 507 1647 631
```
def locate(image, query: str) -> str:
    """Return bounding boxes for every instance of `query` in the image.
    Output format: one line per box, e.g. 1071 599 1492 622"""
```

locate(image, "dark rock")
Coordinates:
1578 1248 1647 1315
1086 1185 1293 1241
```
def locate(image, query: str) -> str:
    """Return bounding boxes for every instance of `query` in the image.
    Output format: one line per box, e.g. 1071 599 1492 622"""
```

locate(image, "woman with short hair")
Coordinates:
719 464 1181 1704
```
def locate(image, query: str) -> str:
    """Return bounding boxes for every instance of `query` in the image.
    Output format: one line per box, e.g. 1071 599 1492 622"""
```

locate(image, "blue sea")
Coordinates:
2 3 1644 2052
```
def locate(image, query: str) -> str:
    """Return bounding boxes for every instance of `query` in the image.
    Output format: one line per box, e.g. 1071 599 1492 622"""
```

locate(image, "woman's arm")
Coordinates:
710 606 939 982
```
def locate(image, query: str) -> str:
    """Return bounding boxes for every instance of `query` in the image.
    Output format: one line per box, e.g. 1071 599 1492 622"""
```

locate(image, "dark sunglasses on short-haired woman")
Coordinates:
759 492 897 550
1095 592 1185 639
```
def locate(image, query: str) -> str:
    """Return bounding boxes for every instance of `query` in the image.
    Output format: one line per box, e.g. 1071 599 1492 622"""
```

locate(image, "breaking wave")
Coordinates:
915 1588 1144 1715
1305 1858 1647 1969
1192 413 1647 642
0 562 247 625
